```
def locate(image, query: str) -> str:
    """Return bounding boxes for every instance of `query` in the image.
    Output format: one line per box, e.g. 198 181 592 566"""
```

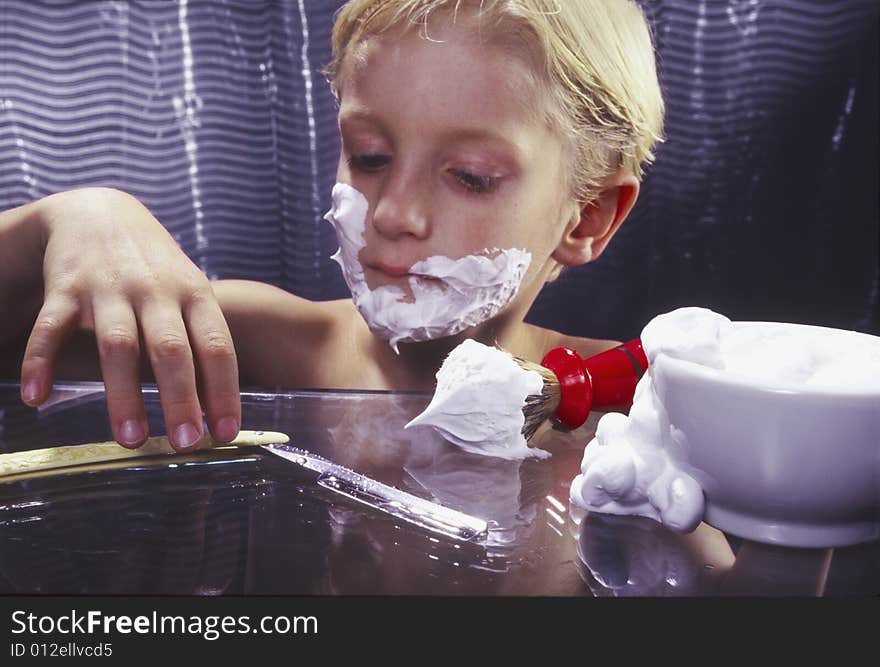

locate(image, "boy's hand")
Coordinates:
20 187 241 451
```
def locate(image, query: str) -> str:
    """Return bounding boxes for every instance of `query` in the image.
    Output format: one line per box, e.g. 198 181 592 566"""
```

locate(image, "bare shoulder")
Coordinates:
212 279 352 387
524 323 621 360
212 279 338 331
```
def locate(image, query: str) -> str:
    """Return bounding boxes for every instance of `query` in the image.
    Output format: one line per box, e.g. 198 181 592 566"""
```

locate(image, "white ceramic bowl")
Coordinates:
651 323 880 548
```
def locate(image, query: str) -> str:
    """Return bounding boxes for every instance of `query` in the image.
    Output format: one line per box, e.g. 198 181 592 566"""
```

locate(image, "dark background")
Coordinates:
1 0 877 340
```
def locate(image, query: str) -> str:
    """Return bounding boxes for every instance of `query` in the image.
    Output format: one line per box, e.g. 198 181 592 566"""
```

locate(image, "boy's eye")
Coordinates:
451 169 498 194
348 154 390 172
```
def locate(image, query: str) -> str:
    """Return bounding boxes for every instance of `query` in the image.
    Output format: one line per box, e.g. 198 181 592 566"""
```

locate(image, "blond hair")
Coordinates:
324 0 664 203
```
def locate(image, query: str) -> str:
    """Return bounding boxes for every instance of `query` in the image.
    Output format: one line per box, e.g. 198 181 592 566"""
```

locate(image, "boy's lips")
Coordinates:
362 261 413 289
371 262 412 278
363 261 445 290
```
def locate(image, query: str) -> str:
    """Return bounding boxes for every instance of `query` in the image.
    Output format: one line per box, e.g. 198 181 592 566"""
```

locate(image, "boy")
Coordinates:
0 0 663 451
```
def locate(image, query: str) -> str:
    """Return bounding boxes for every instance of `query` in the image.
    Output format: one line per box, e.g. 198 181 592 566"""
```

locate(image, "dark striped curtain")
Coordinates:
530 0 879 339
0 0 347 301
1 0 877 337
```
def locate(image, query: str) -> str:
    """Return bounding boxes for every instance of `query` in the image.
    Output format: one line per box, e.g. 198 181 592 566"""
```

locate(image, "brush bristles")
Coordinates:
514 356 560 442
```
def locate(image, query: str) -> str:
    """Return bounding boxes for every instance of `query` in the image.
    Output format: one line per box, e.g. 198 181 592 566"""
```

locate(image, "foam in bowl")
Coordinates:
569 307 880 541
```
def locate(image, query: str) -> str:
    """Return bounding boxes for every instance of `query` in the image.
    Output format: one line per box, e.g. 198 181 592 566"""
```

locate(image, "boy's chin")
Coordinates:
377 329 478 356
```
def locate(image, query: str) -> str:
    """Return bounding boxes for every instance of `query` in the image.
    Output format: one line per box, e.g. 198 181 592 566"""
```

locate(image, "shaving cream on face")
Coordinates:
324 183 532 352
405 339 549 460
570 306 880 533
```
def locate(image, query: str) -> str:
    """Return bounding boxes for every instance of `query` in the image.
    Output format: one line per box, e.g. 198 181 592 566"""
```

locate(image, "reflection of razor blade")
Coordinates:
262 444 488 542
36 384 106 416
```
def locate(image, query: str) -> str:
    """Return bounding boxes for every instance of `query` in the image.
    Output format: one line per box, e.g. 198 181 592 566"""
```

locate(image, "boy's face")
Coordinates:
333 22 575 305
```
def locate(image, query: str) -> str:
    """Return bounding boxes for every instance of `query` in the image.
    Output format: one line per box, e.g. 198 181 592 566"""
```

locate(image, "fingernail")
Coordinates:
172 422 202 451
215 416 239 443
21 380 40 405
119 420 146 448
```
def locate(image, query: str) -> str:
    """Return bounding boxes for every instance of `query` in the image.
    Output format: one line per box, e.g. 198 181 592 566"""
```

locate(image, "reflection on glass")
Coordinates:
574 510 842 597
575 513 732 596
0 383 875 596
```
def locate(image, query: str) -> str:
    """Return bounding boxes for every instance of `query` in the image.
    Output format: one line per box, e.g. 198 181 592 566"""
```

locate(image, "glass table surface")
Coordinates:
0 381 876 596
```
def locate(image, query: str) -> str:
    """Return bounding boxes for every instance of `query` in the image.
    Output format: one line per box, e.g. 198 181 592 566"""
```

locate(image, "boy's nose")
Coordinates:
371 176 430 241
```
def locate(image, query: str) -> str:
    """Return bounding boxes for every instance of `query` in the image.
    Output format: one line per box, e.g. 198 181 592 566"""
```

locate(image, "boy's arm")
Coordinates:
0 187 241 451
211 279 340 388
0 198 48 355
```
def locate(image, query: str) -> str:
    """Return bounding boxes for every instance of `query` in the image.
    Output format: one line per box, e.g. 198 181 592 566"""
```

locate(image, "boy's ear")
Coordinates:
552 172 640 267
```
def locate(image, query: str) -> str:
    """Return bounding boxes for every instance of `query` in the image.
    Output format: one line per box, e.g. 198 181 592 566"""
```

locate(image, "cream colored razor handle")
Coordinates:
0 430 290 478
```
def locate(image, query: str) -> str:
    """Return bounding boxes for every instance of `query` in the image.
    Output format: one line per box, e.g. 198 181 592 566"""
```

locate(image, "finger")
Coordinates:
92 299 149 449
139 300 204 452
20 296 79 407
185 293 241 443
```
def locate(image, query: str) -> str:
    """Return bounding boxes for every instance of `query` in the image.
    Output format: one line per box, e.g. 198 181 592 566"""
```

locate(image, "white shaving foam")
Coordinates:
324 183 531 352
405 339 549 460
570 306 880 533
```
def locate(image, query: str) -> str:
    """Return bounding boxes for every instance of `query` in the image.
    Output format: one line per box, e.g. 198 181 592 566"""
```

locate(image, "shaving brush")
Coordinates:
519 339 648 442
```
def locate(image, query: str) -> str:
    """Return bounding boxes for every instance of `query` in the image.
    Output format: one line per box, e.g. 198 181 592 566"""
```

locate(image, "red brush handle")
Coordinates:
540 338 648 430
